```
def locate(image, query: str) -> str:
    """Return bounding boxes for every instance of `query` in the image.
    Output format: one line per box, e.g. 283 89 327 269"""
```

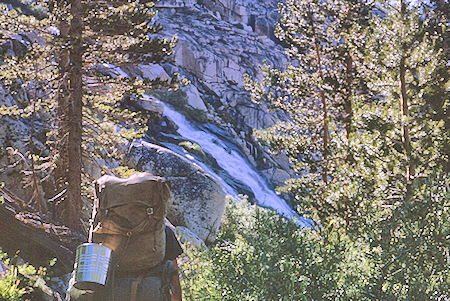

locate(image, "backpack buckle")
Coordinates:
147 207 154 215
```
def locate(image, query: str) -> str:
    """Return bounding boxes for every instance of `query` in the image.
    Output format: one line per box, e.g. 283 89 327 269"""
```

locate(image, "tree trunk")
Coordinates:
314 36 328 186
65 0 83 229
57 0 84 229
399 0 415 202
399 56 415 202
0 190 84 272
344 55 354 141
307 6 328 186
55 20 70 195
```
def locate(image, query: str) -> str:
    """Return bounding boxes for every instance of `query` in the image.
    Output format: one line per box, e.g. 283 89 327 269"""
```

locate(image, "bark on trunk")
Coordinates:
314 37 329 186
399 0 415 202
399 56 415 202
344 55 354 141
307 6 328 186
55 21 70 193
65 0 83 229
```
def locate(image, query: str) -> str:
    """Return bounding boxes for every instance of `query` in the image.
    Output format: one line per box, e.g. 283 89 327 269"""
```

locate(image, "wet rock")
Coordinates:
122 94 165 115
137 95 165 114
260 167 290 187
152 3 295 192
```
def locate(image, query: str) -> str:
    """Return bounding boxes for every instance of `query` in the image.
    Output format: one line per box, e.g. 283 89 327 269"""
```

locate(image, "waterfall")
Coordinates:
160 103 313 227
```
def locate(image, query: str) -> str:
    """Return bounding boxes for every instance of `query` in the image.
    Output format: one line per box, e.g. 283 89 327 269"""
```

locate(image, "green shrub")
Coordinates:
0 250 48 301
180 175 449 300
0 273 26 301
180 198 372 300
179 141 211 165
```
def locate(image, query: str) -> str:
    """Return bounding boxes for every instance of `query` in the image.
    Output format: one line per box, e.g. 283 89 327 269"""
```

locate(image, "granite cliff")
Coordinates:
149 0 294 192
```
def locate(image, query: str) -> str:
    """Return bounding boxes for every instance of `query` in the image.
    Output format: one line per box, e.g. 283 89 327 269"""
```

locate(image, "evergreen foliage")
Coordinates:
245 0 374 223
182 187 448 300
182 199 373 300
0 249 48 301
0 0 447 299
0 0 178 227
239 0 449 298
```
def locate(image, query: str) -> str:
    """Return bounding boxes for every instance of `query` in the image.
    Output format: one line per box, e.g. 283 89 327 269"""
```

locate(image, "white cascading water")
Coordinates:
161 103 312 227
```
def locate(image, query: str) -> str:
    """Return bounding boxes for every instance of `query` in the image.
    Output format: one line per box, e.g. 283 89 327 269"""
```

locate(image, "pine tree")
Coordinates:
245 0 373 223
0 0 177 229
356 0 448 297
247 0 448 297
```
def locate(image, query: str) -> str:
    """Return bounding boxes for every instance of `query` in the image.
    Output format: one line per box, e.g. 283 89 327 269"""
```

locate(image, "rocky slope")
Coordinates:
0 0 294 247
151 0 293 191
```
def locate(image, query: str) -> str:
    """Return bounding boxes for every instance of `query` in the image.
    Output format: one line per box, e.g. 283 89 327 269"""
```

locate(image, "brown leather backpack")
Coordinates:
91 172 171 273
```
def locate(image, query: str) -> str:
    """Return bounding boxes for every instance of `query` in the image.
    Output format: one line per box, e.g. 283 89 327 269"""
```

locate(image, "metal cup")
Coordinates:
73 243 112 290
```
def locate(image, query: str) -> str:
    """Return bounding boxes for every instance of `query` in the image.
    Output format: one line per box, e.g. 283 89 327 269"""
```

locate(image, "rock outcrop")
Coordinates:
127 140 226 243
149 1 294 191
0 0 296 246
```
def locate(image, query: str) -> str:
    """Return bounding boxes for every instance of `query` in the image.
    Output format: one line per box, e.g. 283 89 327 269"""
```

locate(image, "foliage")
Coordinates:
0 273 24 301
0 250 47 301
179 141 209 162
363 174 449 299
0 0 178 227
111 166 137 179
245 0 374 223
181 199 373 300
182 185 448 300
241 0 449 299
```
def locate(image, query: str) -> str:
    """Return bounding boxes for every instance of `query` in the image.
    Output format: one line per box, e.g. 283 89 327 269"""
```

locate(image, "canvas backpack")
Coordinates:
91 172 171 273
66 172 176 301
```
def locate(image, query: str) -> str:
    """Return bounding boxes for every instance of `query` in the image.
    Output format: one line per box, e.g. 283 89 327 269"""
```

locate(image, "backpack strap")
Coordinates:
161 261 177 301
129 275 144 301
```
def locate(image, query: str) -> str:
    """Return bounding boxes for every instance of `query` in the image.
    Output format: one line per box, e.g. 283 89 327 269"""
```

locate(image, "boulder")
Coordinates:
0 85 35 154
155 0 196 8
268 151 292 173
0 260 7 275
175 226 206 249
183 84 207 111
127 140 225 243
121 94 164 115
174 43 201 74
138 63 171 81
235 102 277 129
223 67 243 85
0 117 31 153
0 36 30 57
253 16 271 37
137 94 165 114
82 158 102 180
